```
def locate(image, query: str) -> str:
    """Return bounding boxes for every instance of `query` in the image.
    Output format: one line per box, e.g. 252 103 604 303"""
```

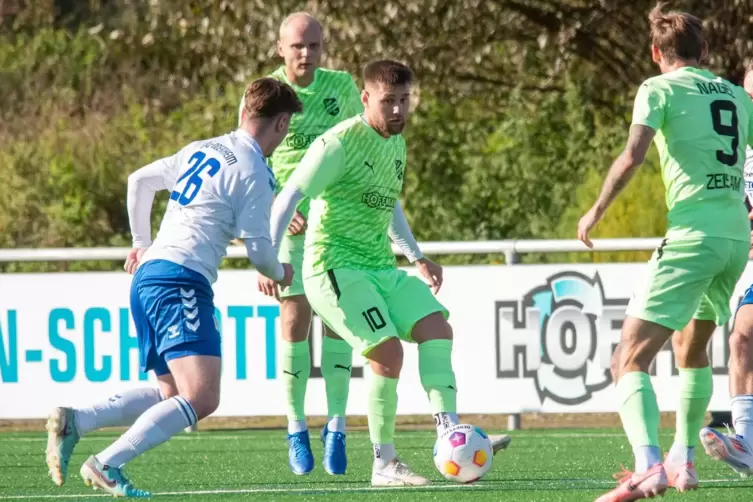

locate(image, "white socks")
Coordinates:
74 388 163 436
634 445 662 474
373 443 397 469
732 395 753 443
96 396 197 468
666 443 694 465
328 416 346 434
434 412 459 435
287 420 307 435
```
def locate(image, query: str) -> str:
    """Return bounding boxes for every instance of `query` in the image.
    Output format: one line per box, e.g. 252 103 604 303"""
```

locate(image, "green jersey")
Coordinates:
632 66 753 242
290 116 407 277
238 66 362 220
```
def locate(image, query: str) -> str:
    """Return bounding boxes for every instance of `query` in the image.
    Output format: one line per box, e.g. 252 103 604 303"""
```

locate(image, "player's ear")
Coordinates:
276 113 291 133
361 89 369 109
277 40 284 58
651 44 661 65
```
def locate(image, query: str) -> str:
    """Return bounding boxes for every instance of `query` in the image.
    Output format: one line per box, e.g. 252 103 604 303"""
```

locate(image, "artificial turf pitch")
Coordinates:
1 428 752 501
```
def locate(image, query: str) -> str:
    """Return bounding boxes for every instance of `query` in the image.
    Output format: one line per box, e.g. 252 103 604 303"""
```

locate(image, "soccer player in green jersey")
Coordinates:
578 5 753 501
260 59 457 486
239 13 363 476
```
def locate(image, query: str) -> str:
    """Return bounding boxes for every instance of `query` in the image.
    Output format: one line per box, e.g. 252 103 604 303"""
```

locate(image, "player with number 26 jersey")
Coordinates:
44 79 301 498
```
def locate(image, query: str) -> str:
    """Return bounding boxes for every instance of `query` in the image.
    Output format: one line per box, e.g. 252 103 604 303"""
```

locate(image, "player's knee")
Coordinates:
411 312 452 344
280 297 313 342
730 329 753 359
183 391 220 421
671 331 690 365
367 337 403 378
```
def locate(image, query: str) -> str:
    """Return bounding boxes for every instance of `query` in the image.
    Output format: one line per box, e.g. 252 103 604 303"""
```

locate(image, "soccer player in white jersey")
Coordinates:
44 78 301 497
699 61 753 475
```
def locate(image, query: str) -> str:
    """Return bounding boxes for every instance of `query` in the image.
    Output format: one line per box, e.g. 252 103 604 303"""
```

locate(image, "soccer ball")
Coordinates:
433 424 493 483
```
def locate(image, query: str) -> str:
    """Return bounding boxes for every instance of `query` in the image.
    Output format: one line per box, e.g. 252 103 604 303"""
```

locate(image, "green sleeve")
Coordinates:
289 136 346 198
345 77 364 117
631 80 665 131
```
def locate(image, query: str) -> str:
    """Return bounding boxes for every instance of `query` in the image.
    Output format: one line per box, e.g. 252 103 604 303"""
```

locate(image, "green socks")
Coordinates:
281 340 310 422
675 366 713 447
282 337 353 431
666 366 713 464
418 339 457 414
617 371 661 448
368 373 398 444
321 336 353 419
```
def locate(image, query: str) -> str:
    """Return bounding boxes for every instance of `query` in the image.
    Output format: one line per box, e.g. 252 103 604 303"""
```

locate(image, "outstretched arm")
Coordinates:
592 125 655 213
578 80 663 248
577 124 655 248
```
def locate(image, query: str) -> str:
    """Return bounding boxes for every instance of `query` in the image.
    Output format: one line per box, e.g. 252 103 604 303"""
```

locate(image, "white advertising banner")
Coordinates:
0 263 748 418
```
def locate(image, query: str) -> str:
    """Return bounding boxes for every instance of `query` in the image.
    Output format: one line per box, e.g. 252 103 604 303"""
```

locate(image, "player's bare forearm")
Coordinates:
592 155 639 214
592 124 655 215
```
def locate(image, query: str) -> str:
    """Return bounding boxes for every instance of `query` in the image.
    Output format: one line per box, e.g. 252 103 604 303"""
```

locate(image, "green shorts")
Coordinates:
626 237 748 331
278 235 305 298
303 268 449 356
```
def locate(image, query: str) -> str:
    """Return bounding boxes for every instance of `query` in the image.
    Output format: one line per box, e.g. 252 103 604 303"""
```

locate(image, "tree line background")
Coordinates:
1 0 752 271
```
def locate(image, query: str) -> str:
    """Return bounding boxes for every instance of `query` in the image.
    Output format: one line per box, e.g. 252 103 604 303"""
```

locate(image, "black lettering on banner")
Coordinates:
710 100 739 167
362 307 387 332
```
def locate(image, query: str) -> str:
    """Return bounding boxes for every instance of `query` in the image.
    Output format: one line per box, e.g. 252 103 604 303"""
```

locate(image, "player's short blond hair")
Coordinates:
649 3 704 64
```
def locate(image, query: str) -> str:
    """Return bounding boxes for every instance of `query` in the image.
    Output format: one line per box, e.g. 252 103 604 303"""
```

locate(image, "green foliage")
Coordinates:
2 1 750 271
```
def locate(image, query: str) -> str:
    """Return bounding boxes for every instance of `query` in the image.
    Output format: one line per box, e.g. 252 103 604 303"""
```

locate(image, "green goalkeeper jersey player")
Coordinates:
238 13 362 476
578 5 753 501
259 59 460 486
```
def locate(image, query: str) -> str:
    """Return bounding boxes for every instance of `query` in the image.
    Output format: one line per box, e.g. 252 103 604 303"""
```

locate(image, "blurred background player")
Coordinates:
261 59 509 486
238 12 363 476
578 4 753 501
699 60 753 476
44 78 299 497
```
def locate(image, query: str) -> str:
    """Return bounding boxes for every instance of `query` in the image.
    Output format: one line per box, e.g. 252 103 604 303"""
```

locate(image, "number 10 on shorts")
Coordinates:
362 307 387 332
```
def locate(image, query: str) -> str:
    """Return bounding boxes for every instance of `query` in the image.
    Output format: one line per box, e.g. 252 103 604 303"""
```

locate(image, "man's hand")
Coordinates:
288 211 307 235
257 264 294 300
124 247 147 275
577 206 604 249
278 263 294 288
416 257 443 294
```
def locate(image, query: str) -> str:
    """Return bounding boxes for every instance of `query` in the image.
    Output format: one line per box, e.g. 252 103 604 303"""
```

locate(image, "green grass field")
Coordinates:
1 428 752 501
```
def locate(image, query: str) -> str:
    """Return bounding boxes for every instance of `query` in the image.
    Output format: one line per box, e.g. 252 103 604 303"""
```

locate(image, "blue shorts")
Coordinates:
131 260 221 376
739 285 753 309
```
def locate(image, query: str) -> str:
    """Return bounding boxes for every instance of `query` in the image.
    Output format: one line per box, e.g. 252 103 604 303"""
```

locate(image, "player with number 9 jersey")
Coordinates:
625 67 753 332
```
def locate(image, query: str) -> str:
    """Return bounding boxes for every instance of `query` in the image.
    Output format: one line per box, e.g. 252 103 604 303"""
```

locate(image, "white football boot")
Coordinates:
699 427 753 476
371 458 431 486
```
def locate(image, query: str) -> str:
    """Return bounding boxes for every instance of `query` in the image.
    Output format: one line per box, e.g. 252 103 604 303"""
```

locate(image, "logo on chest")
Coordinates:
323 97 340 116
395 160 404 181
362 191 397 211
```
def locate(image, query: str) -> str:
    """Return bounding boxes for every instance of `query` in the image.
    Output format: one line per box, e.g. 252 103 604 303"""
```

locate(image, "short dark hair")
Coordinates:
243 78 303 119
362 59 413 86
649 3 704 63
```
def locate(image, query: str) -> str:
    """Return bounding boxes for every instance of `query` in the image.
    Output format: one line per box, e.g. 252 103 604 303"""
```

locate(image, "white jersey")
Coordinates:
745 146 753 204
127 130 276 283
